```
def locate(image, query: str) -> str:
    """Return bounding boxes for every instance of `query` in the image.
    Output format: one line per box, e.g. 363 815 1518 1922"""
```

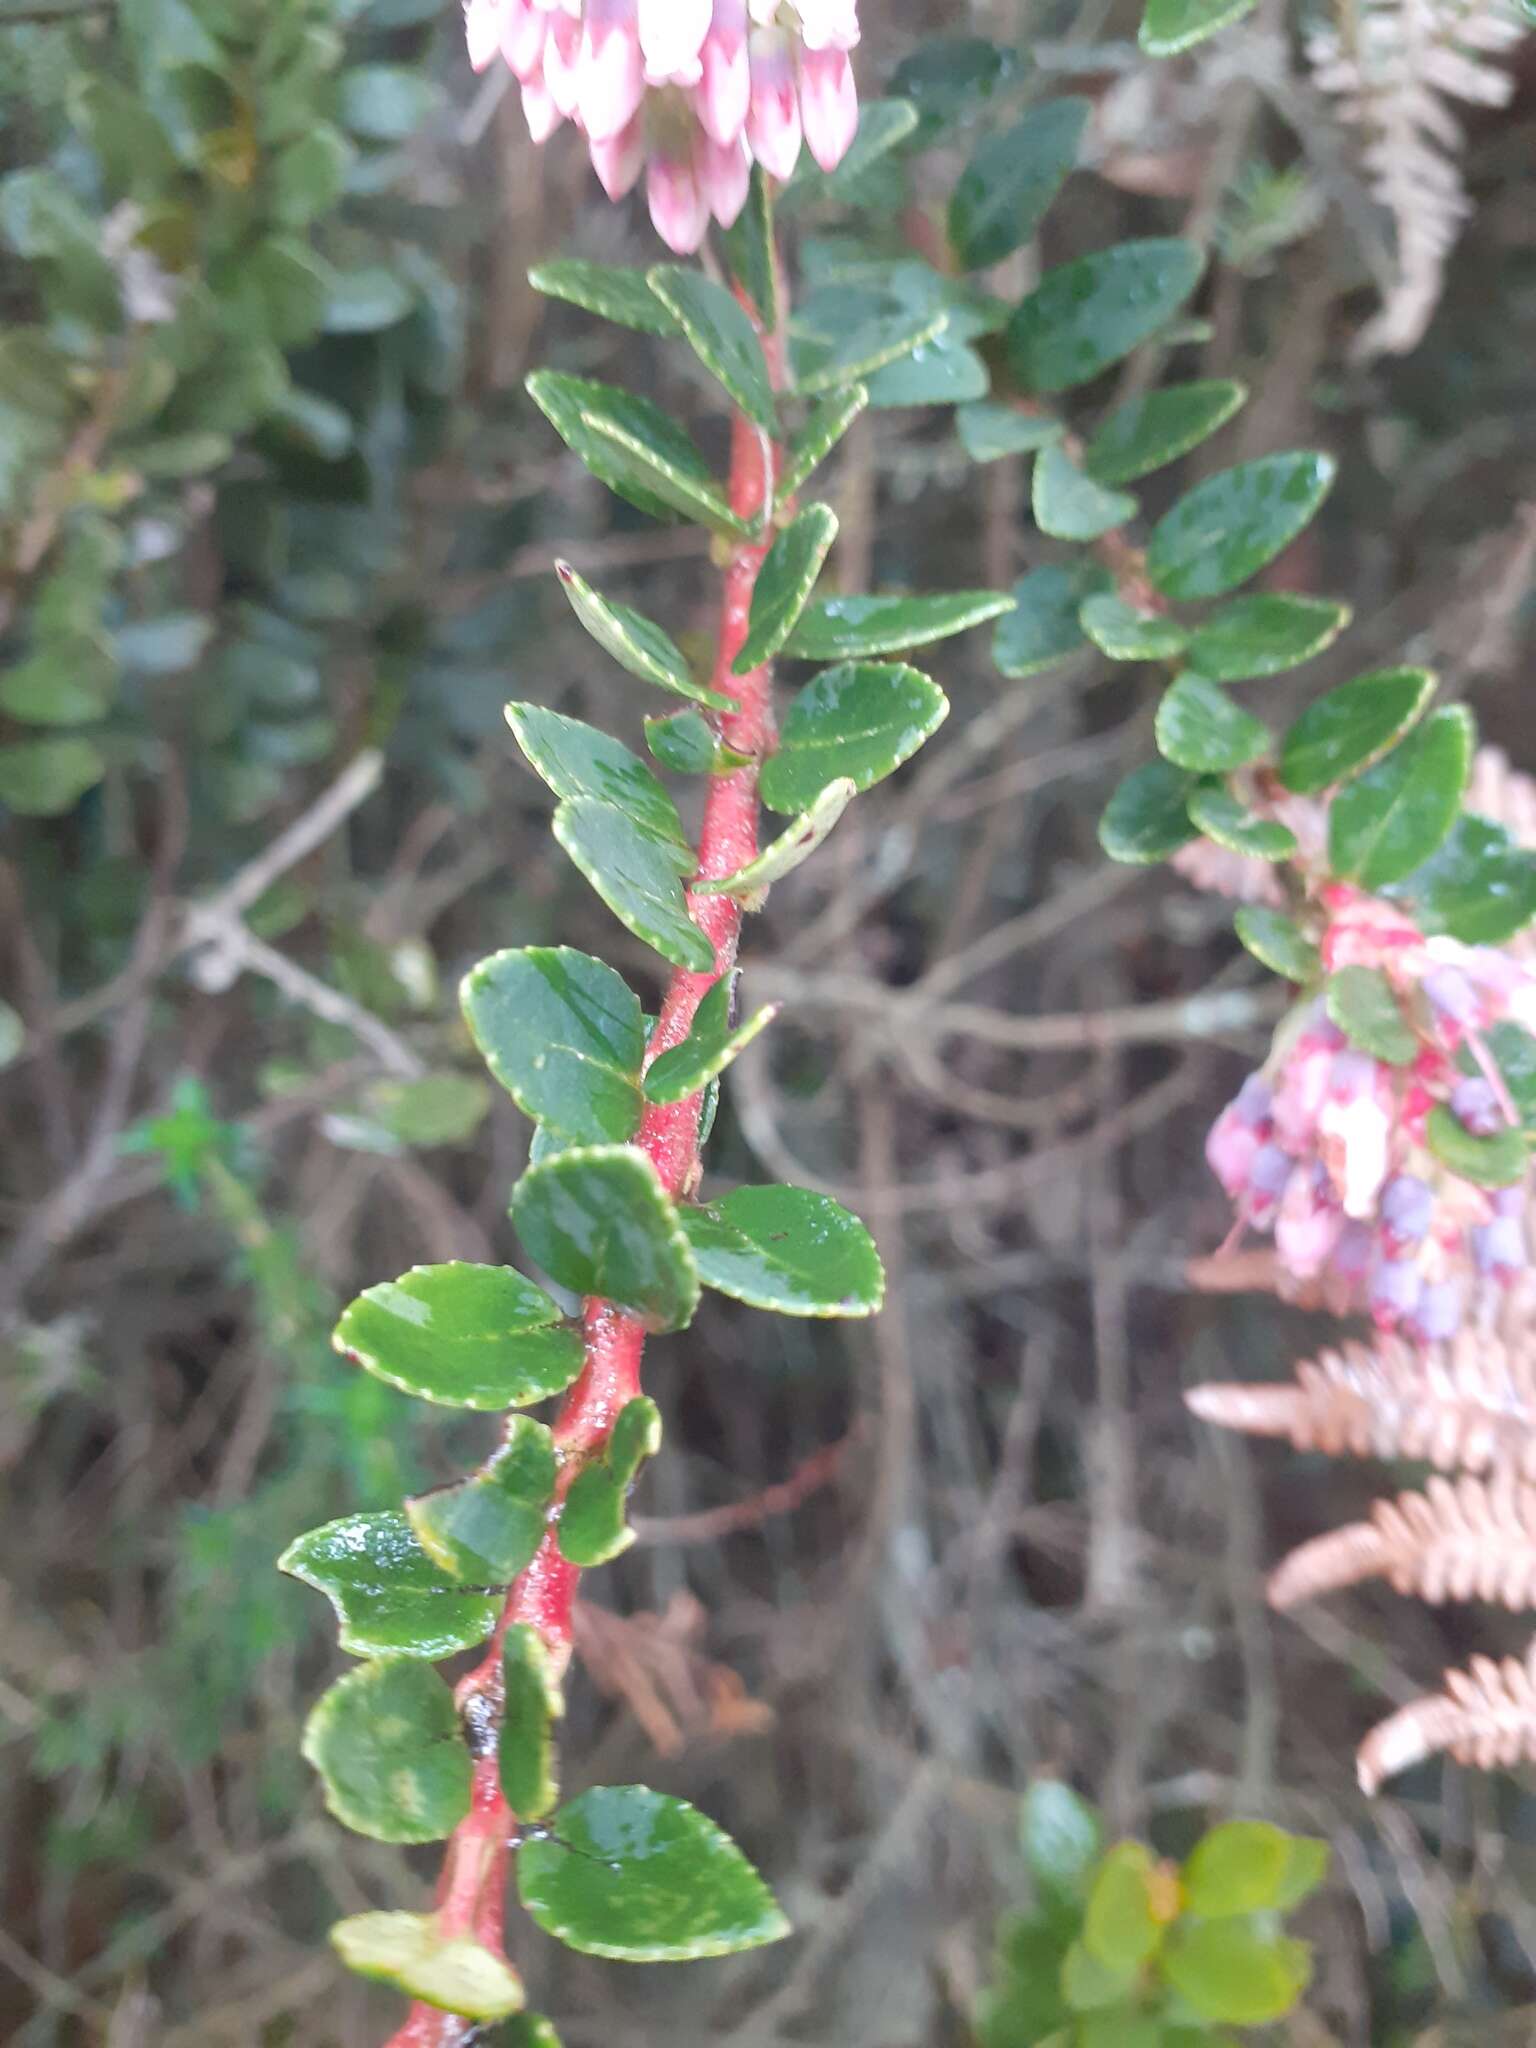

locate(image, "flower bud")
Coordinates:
578 0 645 141
1450 1075 1503 1138
799 45 859 171
747 25 802 178
647 146 711 253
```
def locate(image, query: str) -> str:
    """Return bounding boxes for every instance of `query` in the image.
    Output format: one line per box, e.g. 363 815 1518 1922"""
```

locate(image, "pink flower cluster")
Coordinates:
463 1 861 252
1206 888 1535 1341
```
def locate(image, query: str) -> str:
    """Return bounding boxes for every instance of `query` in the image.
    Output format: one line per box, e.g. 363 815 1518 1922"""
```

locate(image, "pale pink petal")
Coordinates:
795 0 860 49
647 150 710 253
501 0 549 80
464 0 503 74
542 11 583 117
638 0 712 80
589 114 645 199
798 45 858 171
697 0 751 145
521 76 565 142
578 0 645 141
746 26 800 180
700 133 751 226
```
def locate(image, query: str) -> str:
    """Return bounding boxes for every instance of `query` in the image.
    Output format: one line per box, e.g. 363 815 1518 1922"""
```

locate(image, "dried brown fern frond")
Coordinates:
1187 1330 1536 1477
1357 1639 1536 1792
1267 1469 1536 1609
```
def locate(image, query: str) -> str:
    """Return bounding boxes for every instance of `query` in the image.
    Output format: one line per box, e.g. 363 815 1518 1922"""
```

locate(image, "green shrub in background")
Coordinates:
978 1784 1329 2047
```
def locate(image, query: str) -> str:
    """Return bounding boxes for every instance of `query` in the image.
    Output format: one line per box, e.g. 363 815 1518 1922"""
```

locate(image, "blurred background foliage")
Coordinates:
4 1 1536 2043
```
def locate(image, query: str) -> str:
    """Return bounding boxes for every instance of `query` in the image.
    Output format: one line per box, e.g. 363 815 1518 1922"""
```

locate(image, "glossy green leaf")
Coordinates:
334 1262 583 1411
1083 1842 1162 1971
462 946 646 1144
1399 814 1536 945
554 798 715 974
776 384 868 505
1425 1104 1529 1188
508 703 686 848
1147 451 1337 602
1021 1780 1102 1901
1183 1822 1309 1918
648 266 775 432
1031 443 1137 540
645 711 718 775
993 562 1111 677
407 1419 558 1583
793 296 947 399
558 1396 662 1566
1008 240 1204 394
500 1622 563 1822
331 1913 524 2021
528 259 679 336
554 562 732 710
1099 761 1199 863
1278 666 1435 794
1187 783 1296 860
948 98 1089 268
692 777 855 905
783 589 1015 661
279 1512 501 1659
867 329 988 407
512 1145 700 1332
760 660 948 814
1084 380 1246 485
1060 1939 1140 2013
1328 705 1472 888
1155 672 1269 774
644 976 779 1103
1162 1920 1310 2025
1078 593 1188 662
517 1786 790 1961
1141 0 1262 55
1235 905 1320 982
303 1660 471 1844
956 402 1064 463
733 505 839 674
1185 593 1352 681
680 1184 884 1316
526 371 740 533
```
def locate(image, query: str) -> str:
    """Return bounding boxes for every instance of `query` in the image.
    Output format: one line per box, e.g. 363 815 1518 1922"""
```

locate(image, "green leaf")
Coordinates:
498 2019 562 2048
1187 783 1296 859
366 1073 492 1148
680 1184 884 1316
719 166 778 329
334 1262 584 1411
993 563 1111 677
1060 1939 1140 2012
775 384 869 506
1161 1920 1310 2025
1185 593 1352 681
864 330 988 409
1272 1834 1331 1910
733 505 840 674
0 737 104 815
956 402 1064 463
331 1913 523 2021
1182 1822 1305 1919
463 947 645 1143
1279 666 1436 794
0 636 117 725
760 661 948 814
558 1396 662 1566
512 1146 701 1332
529 259 680 337
1084 380 1247 486
1399 814 1536 945
1083 1843 1163 1971
338 64 439 141
948 98 1089 268
1327 705 1472 888
1141 0 1262 55
793 296 948 399
272 126 354 227
1032 443 1138 540
648 266 775 432
279 1512 501 1659
555 563 733 710
407 1420 558 1583
1021 1781 1102 1902
1079 593 1188 662
646 710 719 775
1099 761 1199 863
1424 1104 1529 1188
1473 1023 1536 1134
1008 240 1205 393
323 266 415 333
643 976 779 1103
1155 672 1269 773
1234 905 1320 982
1147 451 1337 602
501 1623 563 1821
302 1660 471 1844
692 779 856 905
517 1786 790 1961
526 370 736 532
553 798 714 974
782 589 1015 661
507 703 687 848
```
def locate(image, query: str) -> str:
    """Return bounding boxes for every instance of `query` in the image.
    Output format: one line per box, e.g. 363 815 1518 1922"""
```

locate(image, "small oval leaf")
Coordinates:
334 1262 583 1411
512 1145 701 1333
1147 452 1337 602
1278 666 1435 794
760 660 948 814
680 1184 885 1316
303 1660 472 1844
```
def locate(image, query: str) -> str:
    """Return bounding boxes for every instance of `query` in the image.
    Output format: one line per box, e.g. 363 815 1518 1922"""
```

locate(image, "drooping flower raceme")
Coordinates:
464 0 860 252
1206 886 1535 1341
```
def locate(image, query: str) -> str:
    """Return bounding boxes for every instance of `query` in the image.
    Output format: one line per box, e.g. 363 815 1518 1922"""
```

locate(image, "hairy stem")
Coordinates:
383 307 784 2048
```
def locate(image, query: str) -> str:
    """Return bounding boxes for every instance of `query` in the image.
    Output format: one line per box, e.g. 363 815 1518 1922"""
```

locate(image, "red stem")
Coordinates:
383 329 783 2048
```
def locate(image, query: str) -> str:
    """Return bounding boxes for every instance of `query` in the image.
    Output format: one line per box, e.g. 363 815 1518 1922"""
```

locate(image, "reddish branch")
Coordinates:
385 334 784 2048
